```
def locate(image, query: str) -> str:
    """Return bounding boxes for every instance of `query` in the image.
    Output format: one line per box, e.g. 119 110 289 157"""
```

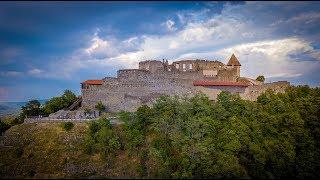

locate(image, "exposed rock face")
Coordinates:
47 109 99 119
80 54 290 112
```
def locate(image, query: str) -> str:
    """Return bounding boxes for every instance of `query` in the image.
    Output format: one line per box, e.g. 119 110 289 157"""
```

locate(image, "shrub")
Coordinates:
0 120 10 135
27 170 36 177
256 75 265 82
95 101 106 114
11 115 25 126
88 121 100 136
83 135 95 155
13 147 24 158
83 118 121 161
84 108 92 115
60 122 74 131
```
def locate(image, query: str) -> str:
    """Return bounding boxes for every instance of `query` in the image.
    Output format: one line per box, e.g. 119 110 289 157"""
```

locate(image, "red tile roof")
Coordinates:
193 81 249 87
81 80 103 85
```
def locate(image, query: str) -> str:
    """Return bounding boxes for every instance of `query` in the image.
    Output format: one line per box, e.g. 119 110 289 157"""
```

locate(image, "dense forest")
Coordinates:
83 85 320 178
1 85 320 178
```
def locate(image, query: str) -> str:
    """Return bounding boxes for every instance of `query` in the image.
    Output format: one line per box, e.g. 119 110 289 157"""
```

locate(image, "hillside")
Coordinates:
0 86 320 178
0 122 140 178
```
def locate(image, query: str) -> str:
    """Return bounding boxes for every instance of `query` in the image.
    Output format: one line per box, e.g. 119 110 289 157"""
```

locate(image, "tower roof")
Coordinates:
227 53 241 66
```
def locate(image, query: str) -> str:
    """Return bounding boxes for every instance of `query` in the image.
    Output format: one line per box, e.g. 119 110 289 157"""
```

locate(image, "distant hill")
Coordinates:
0 100 48 117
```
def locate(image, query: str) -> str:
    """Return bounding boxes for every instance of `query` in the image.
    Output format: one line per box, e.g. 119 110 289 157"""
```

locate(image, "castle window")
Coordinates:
176 63 179 69
168 67 171 71
183 64 186 71
189 64 192 70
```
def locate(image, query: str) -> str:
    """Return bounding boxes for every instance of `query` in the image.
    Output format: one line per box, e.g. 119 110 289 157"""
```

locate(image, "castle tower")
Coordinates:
227 53 241 78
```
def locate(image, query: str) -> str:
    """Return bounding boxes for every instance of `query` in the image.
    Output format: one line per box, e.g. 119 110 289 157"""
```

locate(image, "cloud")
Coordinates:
286 11 320 24
27 68 44 77
85 32 119 59
30 1 320 85
174 38 320 80
214 38 319 80
162 19 177 32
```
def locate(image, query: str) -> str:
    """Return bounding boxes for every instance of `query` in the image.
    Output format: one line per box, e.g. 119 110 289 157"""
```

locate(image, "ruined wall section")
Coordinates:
195 60 225 71
171 60 225 72
240 81 290 101
139 60 164 73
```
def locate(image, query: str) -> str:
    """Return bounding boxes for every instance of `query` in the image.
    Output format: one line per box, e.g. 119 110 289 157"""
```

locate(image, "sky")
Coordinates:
0 1 320 102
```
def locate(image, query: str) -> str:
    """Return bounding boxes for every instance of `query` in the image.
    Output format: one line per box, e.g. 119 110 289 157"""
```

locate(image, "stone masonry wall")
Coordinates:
82 82 196 112
240 81 290 101
83 68 290 112
82 59 290 112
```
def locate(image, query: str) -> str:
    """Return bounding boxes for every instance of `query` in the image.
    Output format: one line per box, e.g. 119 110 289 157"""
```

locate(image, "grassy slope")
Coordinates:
0 122 140 178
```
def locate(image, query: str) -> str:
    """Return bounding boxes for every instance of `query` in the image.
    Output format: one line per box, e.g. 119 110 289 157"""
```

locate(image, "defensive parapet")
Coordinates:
117 69 151 81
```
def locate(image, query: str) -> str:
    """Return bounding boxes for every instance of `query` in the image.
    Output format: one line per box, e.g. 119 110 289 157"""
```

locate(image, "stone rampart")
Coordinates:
241 81 290 101
82 66 290 112
81 70 198 112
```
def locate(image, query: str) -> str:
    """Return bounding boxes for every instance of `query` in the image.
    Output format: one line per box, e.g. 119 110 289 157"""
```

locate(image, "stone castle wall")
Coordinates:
82 66 290 112
81 58 290 112
82 69 201 112
240 81 290 101
82 82 196 112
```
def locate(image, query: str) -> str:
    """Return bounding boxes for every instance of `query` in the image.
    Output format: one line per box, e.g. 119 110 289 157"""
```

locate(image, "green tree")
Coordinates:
95 101 106 115
62 90 77 107
43 97 66 115
21 100 42 117
136 105 154 129
83 118 121 164
256 75 265 82
60 122 74 131
42 90 77 115
0 119 10 134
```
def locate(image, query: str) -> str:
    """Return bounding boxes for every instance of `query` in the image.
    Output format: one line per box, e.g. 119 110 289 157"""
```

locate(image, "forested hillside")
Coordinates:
1 85 319 178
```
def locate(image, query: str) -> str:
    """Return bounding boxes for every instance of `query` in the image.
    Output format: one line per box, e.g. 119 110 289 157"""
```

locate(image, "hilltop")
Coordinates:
0 86 320 179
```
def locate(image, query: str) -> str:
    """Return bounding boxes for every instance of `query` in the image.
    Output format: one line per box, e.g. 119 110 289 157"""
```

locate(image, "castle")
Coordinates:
80 54 290 112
